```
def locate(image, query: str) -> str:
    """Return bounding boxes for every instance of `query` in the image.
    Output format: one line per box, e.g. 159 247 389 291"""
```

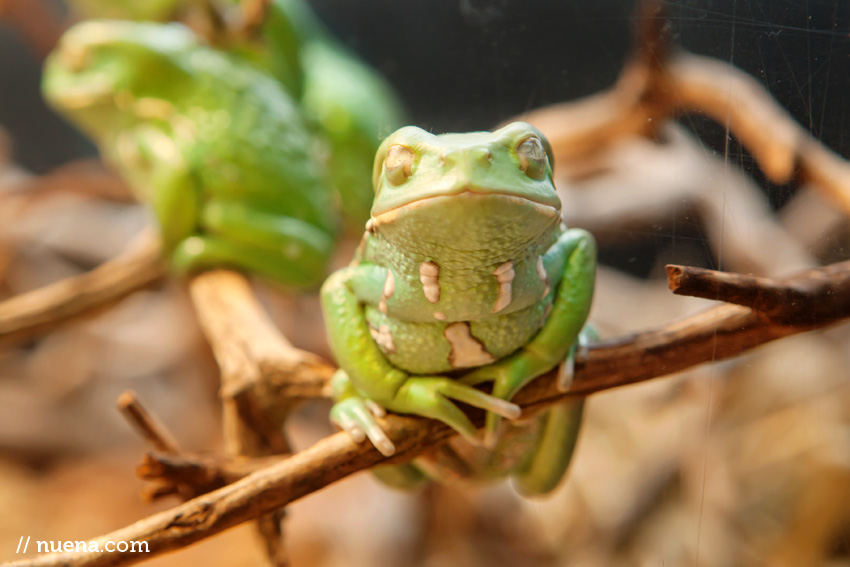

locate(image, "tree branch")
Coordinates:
667 262 850 325
514 9 850 216
7 260 850 567
0 230 166 348
187 270 335 566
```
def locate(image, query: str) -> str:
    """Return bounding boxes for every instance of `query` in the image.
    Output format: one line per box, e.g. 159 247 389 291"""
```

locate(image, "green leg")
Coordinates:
513 400 584 496
172 234 318 289
512 324 595 496
171 200 334 289
111 126 199 252
371 463 430 490
461 229 596 445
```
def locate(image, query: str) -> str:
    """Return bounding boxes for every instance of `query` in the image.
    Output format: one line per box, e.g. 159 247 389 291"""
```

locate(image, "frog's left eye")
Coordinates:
61 45 92 73
385 145 415 186
517 136 547 180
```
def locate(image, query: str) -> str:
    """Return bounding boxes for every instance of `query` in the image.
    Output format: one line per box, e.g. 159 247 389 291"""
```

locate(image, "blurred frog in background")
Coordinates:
68 0 407 227
69 0 183 21
43 21 337 288
322 122 597 495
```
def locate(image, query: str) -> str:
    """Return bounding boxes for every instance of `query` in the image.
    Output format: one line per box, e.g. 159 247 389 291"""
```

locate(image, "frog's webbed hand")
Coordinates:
330 369 395 456
322 267 520 456
461 229 596 447
172 200 334 289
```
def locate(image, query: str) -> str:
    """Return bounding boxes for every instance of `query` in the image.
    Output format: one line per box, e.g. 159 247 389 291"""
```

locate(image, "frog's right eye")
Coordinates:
385 145 415 186
517 136 547 180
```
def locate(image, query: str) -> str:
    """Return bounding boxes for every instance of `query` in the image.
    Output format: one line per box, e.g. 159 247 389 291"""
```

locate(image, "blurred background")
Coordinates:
2 1 850 566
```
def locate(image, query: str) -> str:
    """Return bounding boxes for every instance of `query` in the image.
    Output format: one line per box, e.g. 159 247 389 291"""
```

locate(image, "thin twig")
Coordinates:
136 452 285 494
0 230 166 348
117 391 181 455
7 260 850 567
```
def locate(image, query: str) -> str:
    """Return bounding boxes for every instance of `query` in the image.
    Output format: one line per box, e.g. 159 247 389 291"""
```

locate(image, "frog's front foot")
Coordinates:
460 364 524 448
390 376 521 446
330 397 395 456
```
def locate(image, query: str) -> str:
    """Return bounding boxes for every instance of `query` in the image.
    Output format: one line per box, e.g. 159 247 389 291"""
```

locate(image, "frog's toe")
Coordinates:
556 356 575 392
365 399 386 418
440 380 520 420
557 328 593 392
331 398 395 456
483 411 506 449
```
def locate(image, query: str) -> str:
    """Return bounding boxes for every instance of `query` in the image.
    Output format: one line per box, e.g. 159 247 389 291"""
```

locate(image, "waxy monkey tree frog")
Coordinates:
322 122 597 494
66 0 407 228
42 21 336 288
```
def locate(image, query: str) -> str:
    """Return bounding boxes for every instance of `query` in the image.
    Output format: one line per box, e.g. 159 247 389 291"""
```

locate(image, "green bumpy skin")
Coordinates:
68 0 407 229
42 20 337 289
254 0 407 225
321 122 597 495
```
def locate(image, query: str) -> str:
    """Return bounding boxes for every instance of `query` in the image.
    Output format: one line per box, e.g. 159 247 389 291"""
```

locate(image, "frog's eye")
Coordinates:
517 136 547 180
61 44 92 73
385 145 415 186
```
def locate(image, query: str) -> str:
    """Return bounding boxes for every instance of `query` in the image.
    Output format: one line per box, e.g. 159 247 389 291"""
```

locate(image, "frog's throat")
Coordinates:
371 192 559 226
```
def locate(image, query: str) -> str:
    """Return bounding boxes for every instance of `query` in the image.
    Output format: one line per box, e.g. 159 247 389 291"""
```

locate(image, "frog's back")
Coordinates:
180 49 336 233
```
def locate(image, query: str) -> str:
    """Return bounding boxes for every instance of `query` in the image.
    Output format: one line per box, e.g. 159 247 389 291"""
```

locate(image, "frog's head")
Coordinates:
370 122 561 255
42 20 196 140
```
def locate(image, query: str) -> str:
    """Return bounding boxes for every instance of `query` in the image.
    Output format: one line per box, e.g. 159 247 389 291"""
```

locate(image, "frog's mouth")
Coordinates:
371 191 559 226
370 191 561 256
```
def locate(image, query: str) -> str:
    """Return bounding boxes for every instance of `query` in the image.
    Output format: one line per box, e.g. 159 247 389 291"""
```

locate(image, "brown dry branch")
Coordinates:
187 270 334 455
515 8 850 216
117 391 212 502
667 262 850 325
117 391 181 455
137 452 285 490
188 270 335 566
0 230 166 348
6 260 850 567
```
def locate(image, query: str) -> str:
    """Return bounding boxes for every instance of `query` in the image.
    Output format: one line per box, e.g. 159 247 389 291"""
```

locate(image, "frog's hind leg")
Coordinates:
512 325 596 496
172 200 334 288
512 399 584 496
371 463 430 490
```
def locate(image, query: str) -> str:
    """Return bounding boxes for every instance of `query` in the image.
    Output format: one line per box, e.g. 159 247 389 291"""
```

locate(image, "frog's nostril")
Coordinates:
472 148 493 166
440 151 459 167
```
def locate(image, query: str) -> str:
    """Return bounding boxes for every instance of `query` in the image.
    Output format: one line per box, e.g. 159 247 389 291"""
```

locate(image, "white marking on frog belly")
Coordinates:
433 312 447 320
378 270 395 314
492 261 515 313
419 261 441 303
444 322 495 369
537 256 550 298
369 324 396 354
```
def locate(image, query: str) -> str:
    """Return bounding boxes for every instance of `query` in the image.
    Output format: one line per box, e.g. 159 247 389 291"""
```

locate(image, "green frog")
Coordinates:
321 122 597 494
66 0 407 227
42 20 336 288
